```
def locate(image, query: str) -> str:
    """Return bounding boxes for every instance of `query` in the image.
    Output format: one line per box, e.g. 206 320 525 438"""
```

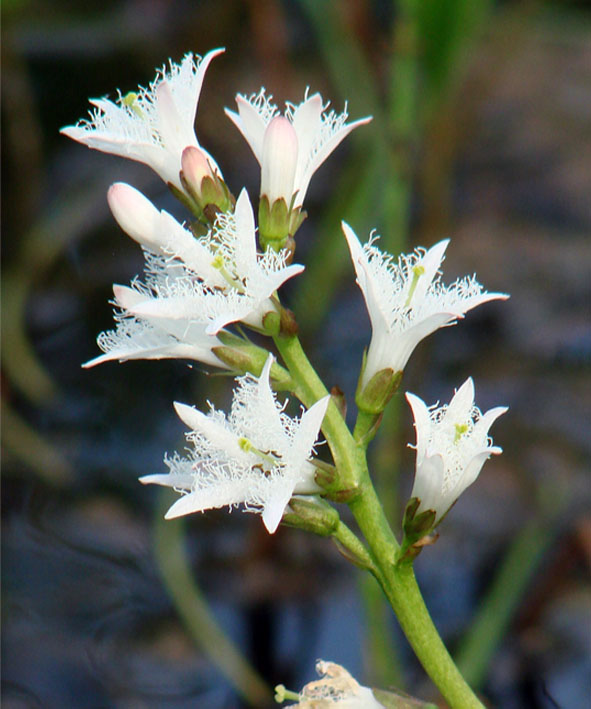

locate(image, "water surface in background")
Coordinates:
3 5 591 707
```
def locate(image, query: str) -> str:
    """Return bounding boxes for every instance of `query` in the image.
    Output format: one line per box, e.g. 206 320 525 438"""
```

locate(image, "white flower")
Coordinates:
61 49 224 189
342 222 509 387
225 89 371 207
126 188 304 334
406 378 508 522
82 284 227 369
140 355 330 533
284 660 383 708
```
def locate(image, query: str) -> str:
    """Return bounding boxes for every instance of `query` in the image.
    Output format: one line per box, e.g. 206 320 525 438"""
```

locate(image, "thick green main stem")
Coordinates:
349 483 485 709
274 333 361 492
275 332 484 708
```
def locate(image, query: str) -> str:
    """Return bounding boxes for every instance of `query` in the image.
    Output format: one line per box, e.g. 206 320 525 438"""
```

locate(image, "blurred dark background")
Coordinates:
2 1 590 707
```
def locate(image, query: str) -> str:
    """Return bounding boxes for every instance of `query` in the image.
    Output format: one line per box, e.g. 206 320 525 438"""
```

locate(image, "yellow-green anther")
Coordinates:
122 92 144 118
211 254 224 270
404 264 426 308
211 255 245 292
238 437 254 453
274 685 301 703
238 437 280 464
454 423 469 444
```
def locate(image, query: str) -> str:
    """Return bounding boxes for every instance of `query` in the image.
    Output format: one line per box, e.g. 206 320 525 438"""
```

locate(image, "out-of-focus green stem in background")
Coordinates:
154 491 272 707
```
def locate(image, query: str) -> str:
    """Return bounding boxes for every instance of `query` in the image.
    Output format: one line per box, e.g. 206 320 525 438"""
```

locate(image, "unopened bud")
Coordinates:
182 146 214 188
180 146 234 220
261 116 298 204
213 332 293 389
282 496 339 537
107 182 159 247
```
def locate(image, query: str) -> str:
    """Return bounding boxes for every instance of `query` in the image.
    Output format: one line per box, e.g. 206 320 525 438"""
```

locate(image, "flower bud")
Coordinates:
282 496 340 537
212 334 293 390
107 182 159 247
180 146 234 220
182 145 214 189
260 116 298 204
258 117 307 252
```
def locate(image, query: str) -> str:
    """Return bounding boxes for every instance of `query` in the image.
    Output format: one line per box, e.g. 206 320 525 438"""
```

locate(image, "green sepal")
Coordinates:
324 486 360 504
313 460 337 489
258 195 290 251
330 385 347 420
262 310 281 336
258 196 306 253
288 205 306 236
332 537 372 570
168 181 203 220
397 497 438 563
282 496 340 537
279 305 299 336
179 171 235 224
313 463 359 502
355 354 402 415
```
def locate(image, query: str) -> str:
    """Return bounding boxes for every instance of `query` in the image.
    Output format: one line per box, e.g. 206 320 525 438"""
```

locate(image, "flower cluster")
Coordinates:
64 48 508 534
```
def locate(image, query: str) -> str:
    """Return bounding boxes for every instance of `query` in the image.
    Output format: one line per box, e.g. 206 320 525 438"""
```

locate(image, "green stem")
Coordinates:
360 574 405 689
385 563 485 709
332 519 375 572
349 482 484 708
153 492 271 706
273 333 361 491
274 333 483 706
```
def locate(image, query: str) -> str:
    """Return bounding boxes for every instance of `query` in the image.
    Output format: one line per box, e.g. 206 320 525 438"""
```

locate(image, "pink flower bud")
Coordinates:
107 182 159 246
260 116 298 204
181 146 215 198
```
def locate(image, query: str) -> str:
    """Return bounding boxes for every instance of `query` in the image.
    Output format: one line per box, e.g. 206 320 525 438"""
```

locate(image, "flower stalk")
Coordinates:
274 334 486 707
346 470 485 708
65 46 511 709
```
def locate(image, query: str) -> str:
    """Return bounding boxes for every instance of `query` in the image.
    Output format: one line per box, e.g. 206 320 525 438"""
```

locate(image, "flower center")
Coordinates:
211 254 246 292
453 423 469 444
238 437 282 469
404 264 425 308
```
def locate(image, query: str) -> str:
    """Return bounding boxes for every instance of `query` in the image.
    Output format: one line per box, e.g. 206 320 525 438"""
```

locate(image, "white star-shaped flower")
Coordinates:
127 188 304 334
61 49 224 189
140 355 331 533
406 378 508 522
225 89 371 207
342 222 509 387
